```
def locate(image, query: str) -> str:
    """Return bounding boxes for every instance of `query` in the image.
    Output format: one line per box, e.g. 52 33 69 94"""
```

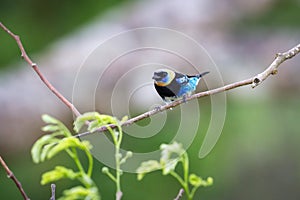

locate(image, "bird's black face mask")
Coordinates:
152 71 167 81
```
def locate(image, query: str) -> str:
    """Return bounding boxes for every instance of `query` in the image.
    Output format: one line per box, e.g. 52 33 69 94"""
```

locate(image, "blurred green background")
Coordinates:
1 0 300 200
0 0 128 70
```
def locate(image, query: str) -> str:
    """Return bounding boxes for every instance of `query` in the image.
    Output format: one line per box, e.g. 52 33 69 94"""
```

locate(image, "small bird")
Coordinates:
152 69 209 103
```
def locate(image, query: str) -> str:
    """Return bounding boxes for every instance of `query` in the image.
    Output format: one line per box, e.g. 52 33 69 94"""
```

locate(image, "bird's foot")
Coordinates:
154 105 163 111
182 95 187 103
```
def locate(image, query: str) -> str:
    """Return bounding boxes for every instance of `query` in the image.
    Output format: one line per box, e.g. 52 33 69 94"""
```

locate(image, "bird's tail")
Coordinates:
197 71 209 78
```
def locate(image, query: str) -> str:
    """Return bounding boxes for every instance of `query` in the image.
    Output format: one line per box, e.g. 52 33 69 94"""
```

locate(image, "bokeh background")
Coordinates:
1 0 300 199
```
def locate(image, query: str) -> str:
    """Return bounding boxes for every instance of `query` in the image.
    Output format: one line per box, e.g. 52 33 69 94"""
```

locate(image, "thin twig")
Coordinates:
0 22 81 117
50 184 56 200
75 43 300 138
251 44 300 88
116 191 123 200
174 188 184 200
0 156 30 200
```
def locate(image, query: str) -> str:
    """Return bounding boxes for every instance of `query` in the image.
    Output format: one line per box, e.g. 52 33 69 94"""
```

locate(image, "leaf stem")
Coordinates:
70 148 85 179
170 171 185 187
104 169 117 183
169 152 195 200
190 185 200 199
107 124 123 199
85 148 94 177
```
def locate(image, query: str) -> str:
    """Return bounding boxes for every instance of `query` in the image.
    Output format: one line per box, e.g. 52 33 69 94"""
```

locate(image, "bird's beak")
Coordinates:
152 74 160 80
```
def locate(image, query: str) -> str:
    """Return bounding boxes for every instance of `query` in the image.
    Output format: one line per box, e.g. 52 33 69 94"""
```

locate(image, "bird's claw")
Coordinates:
182 95 187 103
154 105 162 111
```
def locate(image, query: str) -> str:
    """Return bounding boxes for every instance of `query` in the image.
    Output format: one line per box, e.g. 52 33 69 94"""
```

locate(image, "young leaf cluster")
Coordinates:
74 112 132 200
137 142 213 200
31 115 100 200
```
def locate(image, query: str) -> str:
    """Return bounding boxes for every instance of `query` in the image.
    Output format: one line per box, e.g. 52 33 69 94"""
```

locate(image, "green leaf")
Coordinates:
161 159 179 175
136 160 161 180
42 124 60 132
79 174 94 187
42 115 72 137
41 166 78 185
32 115 83 164
74 112 120 133
159 142 185 174
31 135 58 163
189 174 214 187
160 142 185 162
88 120 102 133
47 137 91 159
42 114 59 124
121 115 128 123
74 112 101 132
73 118 86 133
40 142 57 162
97 114 118 125
59 186 100 200
202 177 214 187
189 174 203 187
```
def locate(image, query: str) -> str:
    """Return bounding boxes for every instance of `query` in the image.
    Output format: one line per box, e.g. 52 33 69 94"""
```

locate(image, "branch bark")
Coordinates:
1 22 300 138
50 184 56 200
0 156 30 200
0 22 81 117
174 188 184 200
77 43 300 138
116 191 123 200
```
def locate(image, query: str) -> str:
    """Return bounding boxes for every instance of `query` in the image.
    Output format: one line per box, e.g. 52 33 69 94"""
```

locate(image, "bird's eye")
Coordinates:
155 71 166 77
161 72 168 77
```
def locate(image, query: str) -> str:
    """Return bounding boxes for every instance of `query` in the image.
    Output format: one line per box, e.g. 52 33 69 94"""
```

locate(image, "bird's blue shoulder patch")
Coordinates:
177 76 200 97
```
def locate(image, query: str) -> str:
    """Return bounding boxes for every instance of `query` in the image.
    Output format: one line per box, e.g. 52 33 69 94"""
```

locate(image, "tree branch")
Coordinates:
0 22 81 117
76 43 300 138
1 22 299 138
252 45 300 87
50 184 56 200
116 191 123 200
174 188 184 200
0 156 30 200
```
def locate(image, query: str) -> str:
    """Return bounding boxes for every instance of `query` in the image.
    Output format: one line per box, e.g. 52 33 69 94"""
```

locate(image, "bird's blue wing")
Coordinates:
175 75 189 85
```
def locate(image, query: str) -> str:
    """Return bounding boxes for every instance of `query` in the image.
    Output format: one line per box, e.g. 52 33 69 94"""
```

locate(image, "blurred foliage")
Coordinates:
236 0 300 30
137 141 213 200
1 98 300 199
0 0 129 70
